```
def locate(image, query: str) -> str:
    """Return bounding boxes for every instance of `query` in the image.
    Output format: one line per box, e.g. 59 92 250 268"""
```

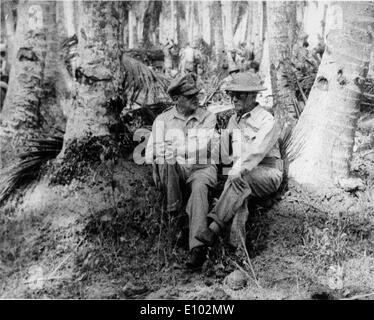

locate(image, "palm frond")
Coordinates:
0 136 63 204
279 124 293 161
122 55 171 106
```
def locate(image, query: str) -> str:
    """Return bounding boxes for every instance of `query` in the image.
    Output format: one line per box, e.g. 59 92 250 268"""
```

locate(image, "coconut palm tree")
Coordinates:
211 1 225 69
0 0 53 168
0 0 169 199
287 1 374 190
60 0 126 148
267 0 298 123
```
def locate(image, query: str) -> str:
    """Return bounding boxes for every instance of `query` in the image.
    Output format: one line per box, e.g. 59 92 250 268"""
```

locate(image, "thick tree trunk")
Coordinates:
267 1 298 123
0 0 49 168
61 1 125 148
288 2 374 190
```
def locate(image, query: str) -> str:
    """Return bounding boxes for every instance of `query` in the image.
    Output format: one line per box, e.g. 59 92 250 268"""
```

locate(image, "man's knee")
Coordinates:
191 180 209 193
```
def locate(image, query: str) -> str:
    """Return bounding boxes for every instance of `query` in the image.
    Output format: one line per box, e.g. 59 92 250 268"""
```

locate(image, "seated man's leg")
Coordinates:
197 164 283 246
185 165 217 250
158 163 187 213
228 165 283 247
184 165 217 269
229 199 249 248
242 165 283 199
207 177 252 230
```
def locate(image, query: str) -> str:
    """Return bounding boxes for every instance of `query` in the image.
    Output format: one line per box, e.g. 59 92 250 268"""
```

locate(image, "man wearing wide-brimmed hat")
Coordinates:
195 72 284 248
145 73 217 269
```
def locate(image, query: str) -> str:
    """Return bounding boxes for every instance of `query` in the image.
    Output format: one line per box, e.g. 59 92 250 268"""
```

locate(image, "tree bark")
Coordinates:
61 1 125 148
43 0 57 89
3 0 16 70
267 1 298 123
211 1 224 66
186 0 193 43
128 8 138 49
201 1 211 44
169 0 180 43
142 1 162 48
246 1 254 44
0 0 50 167
288 2 374 190
221 0 233 49
249 1 263 62
62 0 75 37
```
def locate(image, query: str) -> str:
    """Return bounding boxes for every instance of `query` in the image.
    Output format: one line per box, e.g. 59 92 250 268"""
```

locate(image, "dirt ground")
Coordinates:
0 124 373 300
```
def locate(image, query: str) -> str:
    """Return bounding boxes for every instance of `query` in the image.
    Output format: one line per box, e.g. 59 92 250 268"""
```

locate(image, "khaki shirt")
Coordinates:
222 104 281 176
145 106 217 166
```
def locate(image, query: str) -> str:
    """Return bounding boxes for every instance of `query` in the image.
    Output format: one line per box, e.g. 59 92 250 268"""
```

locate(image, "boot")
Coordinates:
185 246 207 270
195 228 218 247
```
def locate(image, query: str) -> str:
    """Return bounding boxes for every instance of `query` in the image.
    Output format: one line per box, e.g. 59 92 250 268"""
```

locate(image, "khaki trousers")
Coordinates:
158 164 217 250
208 159 283 247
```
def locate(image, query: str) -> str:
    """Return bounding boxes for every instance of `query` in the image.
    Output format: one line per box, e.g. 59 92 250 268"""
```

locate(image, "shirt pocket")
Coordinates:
245 118 260 132
243 128 257 142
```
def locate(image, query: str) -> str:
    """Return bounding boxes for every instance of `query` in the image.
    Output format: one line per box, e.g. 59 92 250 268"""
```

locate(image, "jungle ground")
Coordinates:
0 119 373 300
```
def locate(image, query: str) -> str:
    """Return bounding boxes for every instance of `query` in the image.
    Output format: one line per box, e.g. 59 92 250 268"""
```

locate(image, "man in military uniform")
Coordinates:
145 73 217 269
195 72 283 248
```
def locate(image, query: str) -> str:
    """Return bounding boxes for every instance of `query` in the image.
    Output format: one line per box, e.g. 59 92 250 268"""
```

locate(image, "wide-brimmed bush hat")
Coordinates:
225 72 266 92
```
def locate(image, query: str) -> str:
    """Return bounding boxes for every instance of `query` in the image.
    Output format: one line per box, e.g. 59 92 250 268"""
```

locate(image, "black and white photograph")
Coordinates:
0 0 373 304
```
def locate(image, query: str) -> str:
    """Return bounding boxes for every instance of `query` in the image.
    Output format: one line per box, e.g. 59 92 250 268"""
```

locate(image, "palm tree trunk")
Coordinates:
61 1 125 148
211 1 224 67
321 3 328 42
186 0 193 43
3 1 16 70
201 1 211 44
267 1 298 123
128 8 137 49
43 0 57 90
143 1 162 48
249 1 263 62
62 0 75 37
0 0 50 168
222 1 233 49
288 2 374 190
170 0 181 44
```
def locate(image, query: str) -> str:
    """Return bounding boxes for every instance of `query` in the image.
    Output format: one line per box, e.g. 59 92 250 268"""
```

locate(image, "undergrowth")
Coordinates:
50 135 127 185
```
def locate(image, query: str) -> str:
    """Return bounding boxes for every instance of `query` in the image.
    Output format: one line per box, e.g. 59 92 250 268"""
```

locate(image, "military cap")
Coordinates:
167 73 200 97
228 61 240 74
224 72 266 92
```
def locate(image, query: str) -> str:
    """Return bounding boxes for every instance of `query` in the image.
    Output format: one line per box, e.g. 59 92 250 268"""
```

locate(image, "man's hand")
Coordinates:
152 164 161 190
228 173 247 194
